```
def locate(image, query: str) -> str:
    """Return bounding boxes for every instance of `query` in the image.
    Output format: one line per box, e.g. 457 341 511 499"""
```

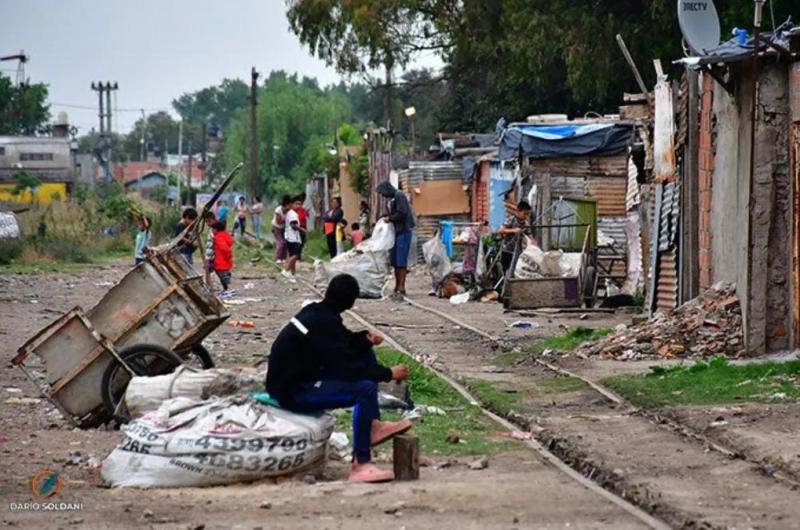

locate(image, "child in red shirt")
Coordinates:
212 220 235 297
349 222 366 247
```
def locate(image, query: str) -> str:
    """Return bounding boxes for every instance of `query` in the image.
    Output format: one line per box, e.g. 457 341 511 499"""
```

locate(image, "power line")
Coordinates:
50 101 172 113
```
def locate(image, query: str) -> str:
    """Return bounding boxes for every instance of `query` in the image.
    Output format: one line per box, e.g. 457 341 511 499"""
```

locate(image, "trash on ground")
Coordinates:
101 396 333 487
414 353 438 367
468 456 489 470
4 397 40 405
508 320 538 329
575 282 743 359
227 320 255 328
449 292 470 305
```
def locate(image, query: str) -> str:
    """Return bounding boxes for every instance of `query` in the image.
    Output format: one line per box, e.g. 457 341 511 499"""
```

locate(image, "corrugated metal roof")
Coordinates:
598 216 628 254
408 161 463 182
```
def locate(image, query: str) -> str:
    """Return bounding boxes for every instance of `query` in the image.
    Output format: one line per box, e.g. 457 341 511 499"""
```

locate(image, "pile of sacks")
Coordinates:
102 367 333 488
514 237 582 280
314 219 395 298
576 282 744 360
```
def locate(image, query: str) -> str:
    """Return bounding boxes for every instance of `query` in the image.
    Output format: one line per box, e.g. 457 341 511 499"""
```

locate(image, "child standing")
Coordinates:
134 216 151 265
349 222 365 247
212 220 235 297
203 211 217 288
336 218 347 255
173 207 198 265
281 198 303 283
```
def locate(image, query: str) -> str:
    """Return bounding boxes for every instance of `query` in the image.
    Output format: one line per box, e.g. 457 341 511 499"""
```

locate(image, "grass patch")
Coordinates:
536 376 587 393
602 356 800 407
464 378 520 416
528 326 612 354
366 347 518 456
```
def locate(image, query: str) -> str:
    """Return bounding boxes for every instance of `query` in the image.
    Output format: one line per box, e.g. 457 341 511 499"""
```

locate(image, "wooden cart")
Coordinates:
12 164 242 427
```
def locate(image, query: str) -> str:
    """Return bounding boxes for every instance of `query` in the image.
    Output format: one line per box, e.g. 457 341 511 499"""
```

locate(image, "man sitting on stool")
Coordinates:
266 273 412 483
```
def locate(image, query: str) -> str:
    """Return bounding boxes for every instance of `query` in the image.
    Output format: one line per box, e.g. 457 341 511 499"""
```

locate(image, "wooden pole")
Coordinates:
392 434 419 481
615 34 649 95
250 67 260 197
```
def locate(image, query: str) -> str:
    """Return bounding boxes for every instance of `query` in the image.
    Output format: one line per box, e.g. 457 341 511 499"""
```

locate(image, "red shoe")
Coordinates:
348 462 395 483
370 419 413 447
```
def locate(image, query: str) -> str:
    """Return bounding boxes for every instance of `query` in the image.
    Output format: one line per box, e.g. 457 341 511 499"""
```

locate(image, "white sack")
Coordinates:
101 396 333 488
355 219 394 253
422 233 452 285
0 212 20 239
315 250 391 298
124 366 266 419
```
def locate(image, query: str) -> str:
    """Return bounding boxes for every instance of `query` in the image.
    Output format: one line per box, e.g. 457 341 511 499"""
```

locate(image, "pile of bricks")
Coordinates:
577 282 744 360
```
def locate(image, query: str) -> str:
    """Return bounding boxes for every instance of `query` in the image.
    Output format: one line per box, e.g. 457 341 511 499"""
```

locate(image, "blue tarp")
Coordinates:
499 122 634 160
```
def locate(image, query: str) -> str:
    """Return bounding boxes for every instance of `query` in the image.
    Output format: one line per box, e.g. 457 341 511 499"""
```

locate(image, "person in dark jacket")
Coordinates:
266 273 411 483
172 207 199 265
321 197 344 259
376 181 415 296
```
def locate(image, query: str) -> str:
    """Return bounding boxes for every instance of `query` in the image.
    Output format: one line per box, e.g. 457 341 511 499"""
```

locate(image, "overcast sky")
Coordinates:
1 0 431 136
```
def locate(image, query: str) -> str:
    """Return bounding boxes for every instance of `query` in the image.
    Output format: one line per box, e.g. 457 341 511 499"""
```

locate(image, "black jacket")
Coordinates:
265 301 393 404
376 181 415 234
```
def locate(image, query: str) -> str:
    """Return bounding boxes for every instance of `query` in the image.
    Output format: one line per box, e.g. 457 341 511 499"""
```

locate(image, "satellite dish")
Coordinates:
677 0 721 55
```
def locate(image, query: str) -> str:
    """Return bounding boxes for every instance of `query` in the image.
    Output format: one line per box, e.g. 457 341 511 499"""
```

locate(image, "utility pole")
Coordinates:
250 67 260 196
177 121 183 205
186 137 193 193
139 109 146 162
201 122 208 187
91 81 118 181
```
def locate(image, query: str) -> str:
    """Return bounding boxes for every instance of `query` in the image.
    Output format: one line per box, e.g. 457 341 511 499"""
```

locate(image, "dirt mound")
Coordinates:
577 283 744 360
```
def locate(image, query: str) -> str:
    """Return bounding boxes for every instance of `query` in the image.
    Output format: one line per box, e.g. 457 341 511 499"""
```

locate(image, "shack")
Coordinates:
662 22 800 353
498 117 641 297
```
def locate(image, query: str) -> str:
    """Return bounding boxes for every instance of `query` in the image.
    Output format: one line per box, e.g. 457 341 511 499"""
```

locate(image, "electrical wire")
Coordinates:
50 102 171 113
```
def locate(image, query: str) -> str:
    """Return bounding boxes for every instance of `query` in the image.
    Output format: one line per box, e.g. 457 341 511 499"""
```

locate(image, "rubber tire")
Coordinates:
101 344 184 423
187 344 214 369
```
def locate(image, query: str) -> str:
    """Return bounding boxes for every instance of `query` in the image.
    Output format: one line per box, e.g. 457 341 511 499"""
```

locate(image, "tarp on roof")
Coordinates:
499 123 634 161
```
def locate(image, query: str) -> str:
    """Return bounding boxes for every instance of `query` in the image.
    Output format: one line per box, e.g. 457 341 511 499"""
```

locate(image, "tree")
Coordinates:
10 170 41 202
172 78 250 133
286 0 455 124
0 73 50 135
222 71 351 199
121 111 203 162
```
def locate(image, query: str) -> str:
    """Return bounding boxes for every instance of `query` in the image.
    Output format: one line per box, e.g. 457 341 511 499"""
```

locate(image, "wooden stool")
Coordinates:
393 434 419 480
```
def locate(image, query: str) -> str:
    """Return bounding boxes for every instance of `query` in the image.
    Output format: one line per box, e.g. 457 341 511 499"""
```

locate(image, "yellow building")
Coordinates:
0 135 73 204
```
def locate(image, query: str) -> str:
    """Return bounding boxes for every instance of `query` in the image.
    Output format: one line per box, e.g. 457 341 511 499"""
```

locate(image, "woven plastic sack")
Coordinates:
102 396 333 488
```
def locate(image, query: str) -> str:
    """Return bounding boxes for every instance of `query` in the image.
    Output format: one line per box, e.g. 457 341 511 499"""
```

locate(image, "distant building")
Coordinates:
0 135 74 204
124 171 167 191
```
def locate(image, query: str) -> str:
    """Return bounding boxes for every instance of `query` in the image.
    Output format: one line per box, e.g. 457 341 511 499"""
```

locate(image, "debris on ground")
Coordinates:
576 283 744 359
468 456 489 470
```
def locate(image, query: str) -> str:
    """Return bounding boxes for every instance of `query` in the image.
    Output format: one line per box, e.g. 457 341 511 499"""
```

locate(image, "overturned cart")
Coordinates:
12 165 242 427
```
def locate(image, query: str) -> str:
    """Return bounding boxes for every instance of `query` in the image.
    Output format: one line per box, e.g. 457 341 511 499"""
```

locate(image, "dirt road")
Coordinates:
1 262 647 530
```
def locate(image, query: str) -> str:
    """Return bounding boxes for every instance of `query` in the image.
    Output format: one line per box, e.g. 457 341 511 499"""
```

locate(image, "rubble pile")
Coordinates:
578 283 744 360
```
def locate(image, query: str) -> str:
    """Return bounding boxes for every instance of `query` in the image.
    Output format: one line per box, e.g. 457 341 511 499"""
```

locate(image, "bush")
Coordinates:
0 238 24 265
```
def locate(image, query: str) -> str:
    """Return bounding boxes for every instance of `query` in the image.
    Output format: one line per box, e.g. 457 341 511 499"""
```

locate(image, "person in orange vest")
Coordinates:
322 197 343 259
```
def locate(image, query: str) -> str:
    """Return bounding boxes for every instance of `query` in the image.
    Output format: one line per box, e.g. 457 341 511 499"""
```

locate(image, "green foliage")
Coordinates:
223 71 350 198
349 153 369 195
374 347 517 456
172 78 250 132
528 327 613 354
337 123 362 146
0 73 50 135
0 238 24 265
602 357 800 407
10 171 41 200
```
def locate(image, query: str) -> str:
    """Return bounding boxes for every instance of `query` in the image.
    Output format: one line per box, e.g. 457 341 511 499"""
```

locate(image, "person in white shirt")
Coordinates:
282 197 305 282
272 195 291 264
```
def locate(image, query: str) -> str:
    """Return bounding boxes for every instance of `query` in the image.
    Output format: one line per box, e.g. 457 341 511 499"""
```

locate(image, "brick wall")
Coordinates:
698 74 715 289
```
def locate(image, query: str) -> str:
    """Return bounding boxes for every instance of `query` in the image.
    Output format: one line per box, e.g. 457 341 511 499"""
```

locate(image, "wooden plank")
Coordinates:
681 69 700 303
411 180 470 216
393 434 420 481
645 184 663 316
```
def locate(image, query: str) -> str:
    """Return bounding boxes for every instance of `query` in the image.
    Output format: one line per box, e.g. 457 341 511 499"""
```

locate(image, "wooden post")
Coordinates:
392 434 419 481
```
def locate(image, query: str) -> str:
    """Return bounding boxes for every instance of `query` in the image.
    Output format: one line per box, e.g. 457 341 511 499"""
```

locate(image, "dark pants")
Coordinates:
236 216 246 236
216 270 231 290
326 233 337 258
284 348 381 463
501 251 513 276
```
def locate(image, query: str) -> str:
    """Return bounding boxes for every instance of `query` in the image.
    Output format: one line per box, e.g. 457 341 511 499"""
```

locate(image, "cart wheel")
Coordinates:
181 344 215 369
101 344 183 423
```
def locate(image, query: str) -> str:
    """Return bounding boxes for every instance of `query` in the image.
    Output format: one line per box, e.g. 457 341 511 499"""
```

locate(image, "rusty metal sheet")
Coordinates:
588 177 628 216
530 154 628 179
408 161 463 182
656 249 678 312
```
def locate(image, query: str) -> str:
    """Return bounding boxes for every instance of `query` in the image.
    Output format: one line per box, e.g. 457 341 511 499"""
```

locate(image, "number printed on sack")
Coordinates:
193 436 307 453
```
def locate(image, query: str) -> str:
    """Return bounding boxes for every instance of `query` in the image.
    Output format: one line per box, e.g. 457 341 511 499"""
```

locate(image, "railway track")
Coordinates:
263 262 670 529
